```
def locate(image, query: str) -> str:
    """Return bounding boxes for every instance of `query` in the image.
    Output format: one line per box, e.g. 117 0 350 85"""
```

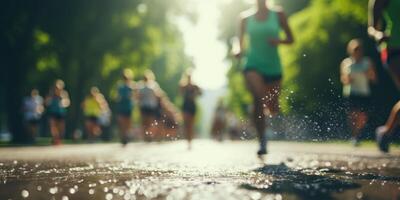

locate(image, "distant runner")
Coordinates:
116 69 135 146
180 72 202 150
45 79 70 145
23 89 44 143
340 39 377 146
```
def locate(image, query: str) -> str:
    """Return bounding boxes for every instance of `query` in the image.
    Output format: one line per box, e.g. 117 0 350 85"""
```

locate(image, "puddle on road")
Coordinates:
0 154 399 200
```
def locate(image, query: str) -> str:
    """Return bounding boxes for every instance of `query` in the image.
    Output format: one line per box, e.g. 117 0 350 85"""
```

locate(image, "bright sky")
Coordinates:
177 0 231 90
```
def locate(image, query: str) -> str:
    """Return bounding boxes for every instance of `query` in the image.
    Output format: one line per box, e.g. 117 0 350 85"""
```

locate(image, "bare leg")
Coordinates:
348 110 368 146
245 72 266 135
28 123 38 142
377 101 400 135
244 71 269 155
49 118 61 145
264 81 281 116
184 113 195 149
118 115 131 145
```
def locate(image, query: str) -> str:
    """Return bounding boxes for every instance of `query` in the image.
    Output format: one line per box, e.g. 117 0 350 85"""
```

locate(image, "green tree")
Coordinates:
0 0 191 142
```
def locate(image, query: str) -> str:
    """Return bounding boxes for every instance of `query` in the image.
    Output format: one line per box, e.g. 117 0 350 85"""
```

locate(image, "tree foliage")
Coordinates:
0 0 191 142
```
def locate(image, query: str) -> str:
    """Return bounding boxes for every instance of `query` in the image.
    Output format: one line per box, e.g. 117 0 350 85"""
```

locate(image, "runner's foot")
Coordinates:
376 126 390 153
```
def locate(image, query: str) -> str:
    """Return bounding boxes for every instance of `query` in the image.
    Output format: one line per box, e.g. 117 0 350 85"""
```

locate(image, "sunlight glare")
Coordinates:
178 0 230 90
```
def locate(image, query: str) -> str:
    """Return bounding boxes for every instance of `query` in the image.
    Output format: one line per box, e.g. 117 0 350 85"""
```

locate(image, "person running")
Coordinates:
138 70 162 141
340 39 377 146
116 69 135 146
45 79 70 145
180 73 202 150
211 99 227 141
235 0 294 156
23 89 44 143
82 87 106 142
369 0 400 152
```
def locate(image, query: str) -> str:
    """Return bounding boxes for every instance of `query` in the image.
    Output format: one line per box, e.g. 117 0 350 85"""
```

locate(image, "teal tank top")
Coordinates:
117 84 134 112
385 0 400 48
245 10 282 76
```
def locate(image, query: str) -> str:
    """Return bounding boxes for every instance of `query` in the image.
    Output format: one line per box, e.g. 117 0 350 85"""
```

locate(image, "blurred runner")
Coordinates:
45 79 70 145
180 72 202 150
23 89 44 143
211 99 227 141
369 0 400 152
138 70 162 141
234 0 294 156
340 39 377 146
116 69 135 146
82 87 107 142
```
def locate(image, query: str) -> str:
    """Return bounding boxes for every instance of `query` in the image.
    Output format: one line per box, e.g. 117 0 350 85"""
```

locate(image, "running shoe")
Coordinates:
376 126 390 153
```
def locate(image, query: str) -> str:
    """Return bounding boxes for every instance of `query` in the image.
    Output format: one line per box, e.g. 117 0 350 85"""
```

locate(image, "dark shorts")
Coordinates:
27 118 40 125
243 69 282 83
85 116 99 123
49 113 65 121
345 95 371 112
118 110 132 118
182 100 196 115
140 106 158 116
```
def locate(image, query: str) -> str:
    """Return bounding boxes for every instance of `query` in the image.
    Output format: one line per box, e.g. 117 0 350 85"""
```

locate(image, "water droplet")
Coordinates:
62 196 69 200
37 186 42 191
124 193 131 200
69 188 76 194
89 189 95 195
49 187 58 194
106 193 113 200
21 190 29 198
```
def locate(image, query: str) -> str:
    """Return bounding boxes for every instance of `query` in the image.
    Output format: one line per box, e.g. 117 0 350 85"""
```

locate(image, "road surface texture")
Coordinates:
0 140 399 200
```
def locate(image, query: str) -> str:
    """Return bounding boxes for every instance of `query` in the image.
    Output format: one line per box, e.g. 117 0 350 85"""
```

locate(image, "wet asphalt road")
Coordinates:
0 140 399 200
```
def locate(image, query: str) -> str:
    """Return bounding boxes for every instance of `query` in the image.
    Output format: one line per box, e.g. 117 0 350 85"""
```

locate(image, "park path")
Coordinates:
0 140 399 200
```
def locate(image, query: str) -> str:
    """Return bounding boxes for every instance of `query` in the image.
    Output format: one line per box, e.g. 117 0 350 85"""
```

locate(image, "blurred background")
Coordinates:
0 0 398 144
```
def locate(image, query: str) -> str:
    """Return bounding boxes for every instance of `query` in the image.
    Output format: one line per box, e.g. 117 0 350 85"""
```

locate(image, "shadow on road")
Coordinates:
241 163 360 200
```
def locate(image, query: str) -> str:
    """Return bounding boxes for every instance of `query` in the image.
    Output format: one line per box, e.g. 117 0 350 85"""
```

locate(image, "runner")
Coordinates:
116 69 135 146
368 0 400 152
45 79 70 145
235 0 294 156
340 39 377 146
180 72 202 150
82 87 106 142
138 70 162 141
23 89 44 143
